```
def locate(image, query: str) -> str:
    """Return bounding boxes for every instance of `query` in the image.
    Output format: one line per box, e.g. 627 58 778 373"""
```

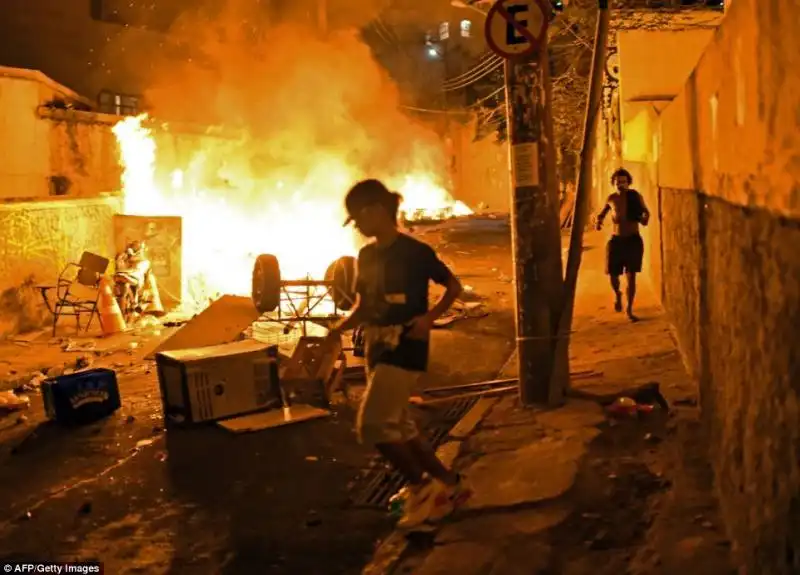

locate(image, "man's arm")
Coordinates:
330 297 363 334
425 274 462 324
595 195 613 230
329 254 366 336
638 192 651 226
422 247 463 325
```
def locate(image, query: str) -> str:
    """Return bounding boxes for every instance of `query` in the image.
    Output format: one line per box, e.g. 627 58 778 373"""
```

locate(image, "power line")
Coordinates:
442 58 503 91
399 104 471 114
442 56 501 89
470 86 504 107
441 51 501 88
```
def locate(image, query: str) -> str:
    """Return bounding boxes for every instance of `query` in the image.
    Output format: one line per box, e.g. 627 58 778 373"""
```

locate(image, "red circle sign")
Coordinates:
484 0 550 59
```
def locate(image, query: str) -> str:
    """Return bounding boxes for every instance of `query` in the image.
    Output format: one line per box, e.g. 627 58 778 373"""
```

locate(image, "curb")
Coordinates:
361 394 502 575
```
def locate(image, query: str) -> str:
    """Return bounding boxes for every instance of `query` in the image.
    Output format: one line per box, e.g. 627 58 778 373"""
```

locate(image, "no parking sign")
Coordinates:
484 0 550 59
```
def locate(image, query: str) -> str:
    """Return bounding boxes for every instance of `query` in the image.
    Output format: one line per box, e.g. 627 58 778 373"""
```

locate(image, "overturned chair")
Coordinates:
39 251 110 336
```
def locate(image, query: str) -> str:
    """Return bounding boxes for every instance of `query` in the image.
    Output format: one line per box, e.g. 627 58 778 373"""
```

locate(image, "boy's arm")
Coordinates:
330 297 363 334
328 254 366 336
596 195 612 230
425 274 462 324
420 247 462 326
638 192 651 225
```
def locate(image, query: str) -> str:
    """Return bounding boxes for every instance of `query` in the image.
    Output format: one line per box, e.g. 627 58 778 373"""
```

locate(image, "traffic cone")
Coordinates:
97 277 127 336
142 271 165 316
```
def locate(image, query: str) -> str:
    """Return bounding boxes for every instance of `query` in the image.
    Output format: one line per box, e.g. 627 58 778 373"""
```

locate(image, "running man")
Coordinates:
326 179 471 527
595 168 650 321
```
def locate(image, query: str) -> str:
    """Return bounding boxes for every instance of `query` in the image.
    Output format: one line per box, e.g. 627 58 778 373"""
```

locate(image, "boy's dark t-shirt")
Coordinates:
355 233 453 372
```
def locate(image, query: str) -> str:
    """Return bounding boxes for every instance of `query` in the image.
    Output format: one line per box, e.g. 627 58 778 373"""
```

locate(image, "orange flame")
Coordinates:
112 114 470 312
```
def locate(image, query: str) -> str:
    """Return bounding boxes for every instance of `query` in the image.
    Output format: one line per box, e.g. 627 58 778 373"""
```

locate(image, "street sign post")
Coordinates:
484 0 565 406
484 0 550 59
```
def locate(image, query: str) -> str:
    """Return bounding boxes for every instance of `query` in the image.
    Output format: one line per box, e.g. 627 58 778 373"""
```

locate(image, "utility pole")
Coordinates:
485 0 564 406
548 0 611 397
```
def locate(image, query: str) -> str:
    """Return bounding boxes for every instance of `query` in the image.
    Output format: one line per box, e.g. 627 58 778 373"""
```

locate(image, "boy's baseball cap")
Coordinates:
343 179 394 226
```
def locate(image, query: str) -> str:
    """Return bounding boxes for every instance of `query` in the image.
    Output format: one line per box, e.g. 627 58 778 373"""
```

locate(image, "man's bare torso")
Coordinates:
607 192 640 237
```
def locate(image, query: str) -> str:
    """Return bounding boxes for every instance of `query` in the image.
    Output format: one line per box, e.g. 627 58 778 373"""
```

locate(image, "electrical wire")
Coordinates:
470 86 505 107
400 104 471 114
376 16 400 44
368 23 394 49
442 50 497 82
442 51 501 86
442 58 503 91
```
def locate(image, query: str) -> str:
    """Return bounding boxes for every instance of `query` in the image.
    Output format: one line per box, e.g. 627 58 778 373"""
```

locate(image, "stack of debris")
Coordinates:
147 294 345 433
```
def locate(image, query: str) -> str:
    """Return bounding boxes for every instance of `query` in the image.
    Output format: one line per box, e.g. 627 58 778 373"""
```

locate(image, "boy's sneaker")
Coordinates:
427 475 473 523
395 479 437 529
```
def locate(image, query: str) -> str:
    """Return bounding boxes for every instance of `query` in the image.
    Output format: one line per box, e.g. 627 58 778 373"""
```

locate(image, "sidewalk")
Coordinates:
365 232 736 575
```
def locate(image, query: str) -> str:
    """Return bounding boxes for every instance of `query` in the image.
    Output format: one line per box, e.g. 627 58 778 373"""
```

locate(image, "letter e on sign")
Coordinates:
484 0 550 59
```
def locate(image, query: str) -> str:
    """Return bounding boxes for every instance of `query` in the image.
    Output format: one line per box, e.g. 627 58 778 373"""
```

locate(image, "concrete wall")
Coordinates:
617 1 800 572
0 70 122 200
616 28 715 279
451 121 511 214
618 29 714 124
0 196 122 337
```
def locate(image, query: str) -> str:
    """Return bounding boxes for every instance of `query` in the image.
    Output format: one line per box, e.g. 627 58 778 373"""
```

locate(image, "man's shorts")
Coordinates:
356 363 420 446
606 234 644 276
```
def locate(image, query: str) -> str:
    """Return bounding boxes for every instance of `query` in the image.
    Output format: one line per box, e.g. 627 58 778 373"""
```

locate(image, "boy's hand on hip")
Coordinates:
407 315 434 339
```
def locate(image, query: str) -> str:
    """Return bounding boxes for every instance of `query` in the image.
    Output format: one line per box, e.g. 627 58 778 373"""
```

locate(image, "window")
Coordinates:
90 0 124 24
460 19 472 37
90 0 177 31
98 91 140 116
439 21 449 41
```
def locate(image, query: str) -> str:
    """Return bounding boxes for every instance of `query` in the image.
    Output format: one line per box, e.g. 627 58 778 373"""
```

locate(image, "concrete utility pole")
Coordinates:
484 0 564 406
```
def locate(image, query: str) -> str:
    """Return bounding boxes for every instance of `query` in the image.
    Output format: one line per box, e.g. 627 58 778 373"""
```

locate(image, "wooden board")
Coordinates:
145 295 260 359
217 404 331 432
113 215 182 310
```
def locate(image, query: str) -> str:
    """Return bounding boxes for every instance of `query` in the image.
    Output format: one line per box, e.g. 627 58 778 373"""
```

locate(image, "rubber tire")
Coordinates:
252 254 281 314
325 255 357 311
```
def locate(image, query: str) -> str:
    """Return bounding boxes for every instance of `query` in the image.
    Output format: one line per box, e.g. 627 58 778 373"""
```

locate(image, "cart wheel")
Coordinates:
252 254 281 314
325 255 357 311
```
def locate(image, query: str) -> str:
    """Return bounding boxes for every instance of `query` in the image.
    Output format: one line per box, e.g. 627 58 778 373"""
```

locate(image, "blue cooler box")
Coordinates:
41 368 122 425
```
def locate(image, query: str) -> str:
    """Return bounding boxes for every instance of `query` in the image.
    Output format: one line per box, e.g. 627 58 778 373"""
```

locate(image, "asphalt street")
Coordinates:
0 217 515 575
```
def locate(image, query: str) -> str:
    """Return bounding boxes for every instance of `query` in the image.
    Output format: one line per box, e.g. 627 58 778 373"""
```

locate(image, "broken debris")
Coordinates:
0 390 30 413
218 406 331 433
62 340 97 353
433 299 489 328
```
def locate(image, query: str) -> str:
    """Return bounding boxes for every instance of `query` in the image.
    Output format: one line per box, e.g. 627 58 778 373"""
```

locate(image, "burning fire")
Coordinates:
112 114 471 312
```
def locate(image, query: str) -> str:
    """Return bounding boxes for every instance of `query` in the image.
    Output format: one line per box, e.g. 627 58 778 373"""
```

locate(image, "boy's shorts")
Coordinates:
356 362 420 446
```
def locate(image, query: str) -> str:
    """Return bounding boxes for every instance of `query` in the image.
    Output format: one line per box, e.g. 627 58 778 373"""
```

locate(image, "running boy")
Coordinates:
326 179 470 527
